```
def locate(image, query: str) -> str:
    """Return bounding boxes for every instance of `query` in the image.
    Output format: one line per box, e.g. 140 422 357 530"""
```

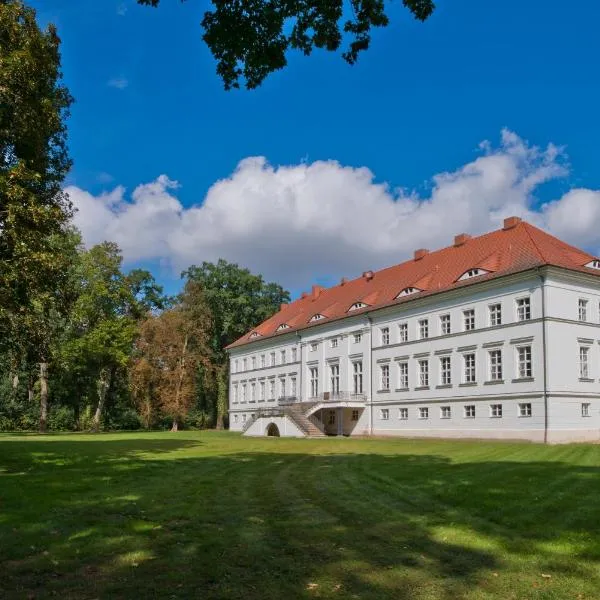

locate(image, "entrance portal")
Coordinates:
266 423 280 437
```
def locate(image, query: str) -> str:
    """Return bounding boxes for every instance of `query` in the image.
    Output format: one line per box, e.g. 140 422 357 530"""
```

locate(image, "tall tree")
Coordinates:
137 0 435 89
183 259 289 428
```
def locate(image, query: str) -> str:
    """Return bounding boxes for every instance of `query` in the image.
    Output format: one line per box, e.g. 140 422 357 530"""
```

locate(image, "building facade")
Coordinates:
227 218 600 443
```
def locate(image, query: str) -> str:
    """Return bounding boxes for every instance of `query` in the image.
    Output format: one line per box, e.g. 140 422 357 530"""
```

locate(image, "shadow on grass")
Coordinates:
1 435 600 599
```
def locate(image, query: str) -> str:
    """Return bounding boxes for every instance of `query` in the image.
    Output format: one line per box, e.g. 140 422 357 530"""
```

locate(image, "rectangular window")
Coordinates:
279 378 286 399
330 338 338 348
309 367 319 397
269 379 275 400
242 413 247 422
399 323 408 342
243 358 247 371
419 407 429 419
399 407 408 420
463 309 475 331
250 383 256 402
381 327 390 345
270 352 276 366
519 402 532 417
291 347 297 362
242 384 247 403
310 343 318 352
490 403 503 418
280 350 286 364
418 359 429 387
381 408 389 420
419 319 429 339
330 364 340 395
582 402 591 417
441 406 451 419
440 356 452 385
234 413 239 423
463 353 476 383
290 377 297 397
351 409 359 421
353 333 362 344
516 297 531 321
579 346 590 378
260 354 266 368
398 361 409 389
233 360 238 373
327 411 335 425
489 303 502 327
489 349 503 381
440 314 451 335
353 361 363 394
517 346 533 378
464 405 475 418
233 384 238 403
579 299 588 322
380 364 390 391
251 356 256 370
259 381 265 401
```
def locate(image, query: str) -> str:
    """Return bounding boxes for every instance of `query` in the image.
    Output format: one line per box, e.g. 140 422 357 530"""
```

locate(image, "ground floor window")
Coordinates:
582 402 591 417
242 414 247 422
419 407 429 419
518 403 532 417
234 414 239 423
380 408 389 420
464 405 476 418
440 406 451 419
327 411 336 425
399 407 408 420
490 404 502 418
351 409 359 421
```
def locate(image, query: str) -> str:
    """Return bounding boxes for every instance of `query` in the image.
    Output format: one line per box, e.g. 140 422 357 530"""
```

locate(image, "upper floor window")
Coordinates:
259 381 265 401
269 379 276 399
270 352 276 366
398 361 409 389
233 384 238 403
397 287 421 298
280 350 286 364
440 314 451 336
579 299 588 322
489 303 502 327
579 346 590 379
260 354 266 368
418 359 429 387
440 356 451 385
380 364 390 391
353 361 363 394
309 367 319 397
330 364 340 394
291 347 297 362
517 346 533 378
330 338 338 348
349 302 368 311
309 342 318 352
233 359 238 373
249 331 261 338
458 268 489 281
399 323 408 342
463 309 475 331
353 333 362 343
419 319 429 340
585 259 600 270
242 358 247 371
489 349 503 381
516 297 531 321
251 356 256 370
276 323 290 331
309 314 326 323
463 353 476 383
381 327 390 345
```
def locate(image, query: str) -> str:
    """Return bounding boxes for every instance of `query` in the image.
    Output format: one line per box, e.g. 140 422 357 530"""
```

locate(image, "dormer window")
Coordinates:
458 268 489 281
396 287 421 298
585 259 600 270
348 302 368 311
309 314 326 323
249 332 261 338
276 324 290 332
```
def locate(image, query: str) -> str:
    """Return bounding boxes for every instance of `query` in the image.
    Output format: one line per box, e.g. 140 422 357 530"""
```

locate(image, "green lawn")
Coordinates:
1 433 599 599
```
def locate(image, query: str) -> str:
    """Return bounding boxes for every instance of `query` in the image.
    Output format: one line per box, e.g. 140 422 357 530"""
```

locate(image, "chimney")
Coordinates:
362 270 374 281
340 277 348 286
503 216 522 230
454 233 471 247
301 292 308 299
311 284 323 299
414 248 429 261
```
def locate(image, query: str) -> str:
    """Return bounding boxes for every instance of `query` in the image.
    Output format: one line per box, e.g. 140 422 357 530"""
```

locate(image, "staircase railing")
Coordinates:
309 391 367 403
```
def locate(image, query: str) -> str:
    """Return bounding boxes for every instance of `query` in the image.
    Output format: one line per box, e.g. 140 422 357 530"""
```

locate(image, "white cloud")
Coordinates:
66 130 600 289
107 77 128 90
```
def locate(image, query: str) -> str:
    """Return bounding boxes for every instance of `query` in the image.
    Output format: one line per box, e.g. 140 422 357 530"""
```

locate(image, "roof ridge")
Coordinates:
521 221 548 263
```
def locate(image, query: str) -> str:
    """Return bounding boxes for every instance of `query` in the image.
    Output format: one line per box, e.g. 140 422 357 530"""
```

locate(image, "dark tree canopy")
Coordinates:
137 0 435 89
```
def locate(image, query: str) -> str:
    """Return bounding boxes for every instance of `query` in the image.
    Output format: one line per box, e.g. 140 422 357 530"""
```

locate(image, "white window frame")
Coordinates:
582 402 591 417
279 378 286 399
516 345 533 379
399 322 408 343
464 405 475 418
233 384 238 403
440 406 451 419
380 364 390 391
488 349 503 381
398 361 409 389
330 364 340 395
418 359 429 387
440 314 451 336
330 338 338 348
251 356 256 370
463 309 475 331
351 409 360 421
269 379 275 400
516 297 531 321
381 327 390 346
353 333 362 344
489 303 502 327
399 407 408 420
290 377 297 397
418 319 429 340
579 346 590 379
260 354 266 368
242 383 247 403
309 343 318 352
309 367 319 398
291 348 297 362
259 381 265 401
418 407 429 420
579 298 588 322
518 402 532 417
490 403 503 418
270 352 276 366
353 361 363 394
463 353 476 384
440 356 452 385
380 408 390 420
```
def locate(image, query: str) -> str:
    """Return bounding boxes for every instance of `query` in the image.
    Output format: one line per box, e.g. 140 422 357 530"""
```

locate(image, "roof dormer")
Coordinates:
458 268 489 282
276 323 290 331
249 331 261 339
585 259 600 270
348 302 369 312
396 287 421 299
309 314 326 323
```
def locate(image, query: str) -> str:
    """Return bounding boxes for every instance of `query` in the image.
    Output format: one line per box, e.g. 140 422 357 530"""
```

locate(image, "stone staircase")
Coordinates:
285 403 326 437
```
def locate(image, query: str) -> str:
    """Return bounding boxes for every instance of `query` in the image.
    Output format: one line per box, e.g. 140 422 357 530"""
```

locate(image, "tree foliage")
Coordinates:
137 0 435 89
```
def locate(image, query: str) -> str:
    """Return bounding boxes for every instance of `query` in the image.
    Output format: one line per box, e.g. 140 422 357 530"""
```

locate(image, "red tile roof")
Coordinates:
227 218 600 349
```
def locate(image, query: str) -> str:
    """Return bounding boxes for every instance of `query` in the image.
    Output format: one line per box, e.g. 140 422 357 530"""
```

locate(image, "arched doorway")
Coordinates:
266 423 280 437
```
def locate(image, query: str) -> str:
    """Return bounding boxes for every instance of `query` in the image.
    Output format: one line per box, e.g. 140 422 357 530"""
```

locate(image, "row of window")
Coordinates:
378 298 531 346
309 332 363 353
378 346 533 391
308 361 364 397
233 347 299 373
232 376 298 403
379 403 534 420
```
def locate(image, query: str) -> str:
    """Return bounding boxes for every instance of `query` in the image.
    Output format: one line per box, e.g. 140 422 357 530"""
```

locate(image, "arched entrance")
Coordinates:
266 422 280 437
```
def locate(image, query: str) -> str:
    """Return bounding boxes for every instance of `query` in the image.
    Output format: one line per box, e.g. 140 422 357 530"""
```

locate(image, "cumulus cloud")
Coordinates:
66 130 600 289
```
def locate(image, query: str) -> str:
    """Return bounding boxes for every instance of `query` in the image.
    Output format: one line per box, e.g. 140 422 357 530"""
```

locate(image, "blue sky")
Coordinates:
31 0 600 296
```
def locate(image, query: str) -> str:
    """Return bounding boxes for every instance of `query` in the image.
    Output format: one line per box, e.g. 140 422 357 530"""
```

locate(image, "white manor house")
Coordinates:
226 217 600 443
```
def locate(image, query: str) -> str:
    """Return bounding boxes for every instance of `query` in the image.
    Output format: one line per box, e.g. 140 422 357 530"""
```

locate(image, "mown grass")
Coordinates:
1 432 599 599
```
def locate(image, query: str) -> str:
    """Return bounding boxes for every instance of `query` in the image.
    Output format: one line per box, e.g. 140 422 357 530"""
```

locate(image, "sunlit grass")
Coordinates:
1 431 599 599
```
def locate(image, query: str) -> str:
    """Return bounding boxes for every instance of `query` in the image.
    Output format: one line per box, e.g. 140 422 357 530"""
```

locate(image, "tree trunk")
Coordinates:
28 382 34 404
171 334 188 432
92 368 111 432
12 373 19 392
215 365 227 430
171 419 179 432
39 362 49 433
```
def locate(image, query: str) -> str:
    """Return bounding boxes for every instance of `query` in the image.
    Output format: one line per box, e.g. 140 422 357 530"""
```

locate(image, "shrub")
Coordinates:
48 406 76 431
